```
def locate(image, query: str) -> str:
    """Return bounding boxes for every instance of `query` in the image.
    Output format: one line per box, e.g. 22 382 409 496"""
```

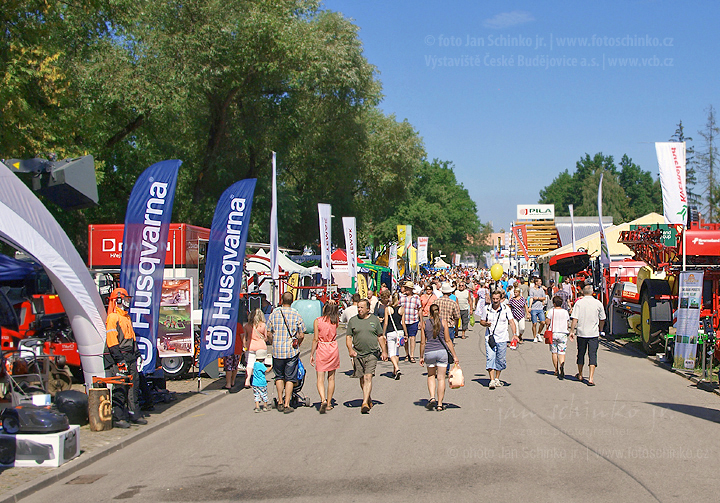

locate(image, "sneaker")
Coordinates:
495 379 504 387
394 370 401 380
489 380 496 390
254 407 262 413
559 363 565 380
129 416 148 425
113 420 131 429
276 403 284 412
283 406 294 414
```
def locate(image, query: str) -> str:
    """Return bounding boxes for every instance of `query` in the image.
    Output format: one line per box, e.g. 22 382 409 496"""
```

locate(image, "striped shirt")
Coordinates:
399 293 422 324
508 296 527 321
267 306 305 359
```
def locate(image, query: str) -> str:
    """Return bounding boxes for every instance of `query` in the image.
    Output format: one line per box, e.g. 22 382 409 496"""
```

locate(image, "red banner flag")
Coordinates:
513 225 529 261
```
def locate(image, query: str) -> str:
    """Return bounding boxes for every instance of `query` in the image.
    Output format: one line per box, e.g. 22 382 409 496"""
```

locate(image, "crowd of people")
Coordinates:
233 267 606 416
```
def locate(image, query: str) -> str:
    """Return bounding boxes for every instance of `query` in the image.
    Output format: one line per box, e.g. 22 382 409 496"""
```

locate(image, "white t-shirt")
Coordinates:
547 307 570 334
570 296 606 338
484 304 513 343
340 305 359 325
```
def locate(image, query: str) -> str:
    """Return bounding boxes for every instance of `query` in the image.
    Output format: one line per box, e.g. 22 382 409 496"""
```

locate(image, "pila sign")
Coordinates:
517 204 555 220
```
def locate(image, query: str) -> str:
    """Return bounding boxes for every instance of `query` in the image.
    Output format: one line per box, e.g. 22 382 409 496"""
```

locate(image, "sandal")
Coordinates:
407 357 416 363
319 401 327 414
574 373 584 382
361 403 370 414
587 381 596 386
426 398 437 410
436 403 447 411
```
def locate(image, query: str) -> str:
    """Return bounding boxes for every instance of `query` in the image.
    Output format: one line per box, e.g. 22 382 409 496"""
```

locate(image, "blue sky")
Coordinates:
321 0 720 231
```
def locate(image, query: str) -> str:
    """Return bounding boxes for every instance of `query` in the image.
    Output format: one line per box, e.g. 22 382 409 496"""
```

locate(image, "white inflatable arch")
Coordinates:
0 162 107 386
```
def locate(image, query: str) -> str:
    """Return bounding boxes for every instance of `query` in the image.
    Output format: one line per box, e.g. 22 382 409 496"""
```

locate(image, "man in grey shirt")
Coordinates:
528 277 547 343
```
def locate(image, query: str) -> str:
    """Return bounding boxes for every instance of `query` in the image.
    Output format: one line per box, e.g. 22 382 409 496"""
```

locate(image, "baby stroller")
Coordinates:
274 358 311 409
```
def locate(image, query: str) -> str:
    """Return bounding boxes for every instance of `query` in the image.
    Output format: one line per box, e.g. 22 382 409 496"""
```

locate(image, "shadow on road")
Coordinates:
646 402 720 423
412 398 460 410
535 369 556 376
342 398 384 408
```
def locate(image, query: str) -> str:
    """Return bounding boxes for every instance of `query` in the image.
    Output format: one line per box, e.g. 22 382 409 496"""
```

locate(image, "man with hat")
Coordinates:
435 282 460 343
104 288 147 428
399 280 423 362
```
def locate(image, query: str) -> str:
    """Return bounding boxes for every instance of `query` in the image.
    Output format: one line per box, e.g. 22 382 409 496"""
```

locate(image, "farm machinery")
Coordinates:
608 208 720 362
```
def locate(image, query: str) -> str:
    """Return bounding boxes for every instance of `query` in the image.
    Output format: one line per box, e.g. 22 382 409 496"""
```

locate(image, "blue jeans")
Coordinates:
486 340 507 371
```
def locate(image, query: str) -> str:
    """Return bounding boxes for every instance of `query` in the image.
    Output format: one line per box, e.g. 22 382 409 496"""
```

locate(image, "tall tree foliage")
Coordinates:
1 0 485 257
697 105 720 222
539 153 661 222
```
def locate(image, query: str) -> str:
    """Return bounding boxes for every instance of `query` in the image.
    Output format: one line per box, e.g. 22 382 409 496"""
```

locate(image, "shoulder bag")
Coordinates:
280 308 299 349
486 306 504 350
544 309 554 345
388 308 405 347
437 322 455 365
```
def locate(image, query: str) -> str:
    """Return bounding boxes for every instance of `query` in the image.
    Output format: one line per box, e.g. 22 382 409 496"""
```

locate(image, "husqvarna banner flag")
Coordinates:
512 225 529 261
198 179 256 372
417 237 429 265
656 142 687 225
120 160 180 373
674 271 703 370
318 203 332 281
598 173 610 267
342 217 358 278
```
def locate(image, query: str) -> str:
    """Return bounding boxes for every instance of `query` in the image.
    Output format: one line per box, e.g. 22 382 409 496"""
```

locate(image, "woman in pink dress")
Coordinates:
310 301 340 414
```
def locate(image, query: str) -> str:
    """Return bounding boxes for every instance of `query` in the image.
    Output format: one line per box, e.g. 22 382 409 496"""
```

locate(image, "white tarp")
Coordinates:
0 162 107 386
656 142 687 225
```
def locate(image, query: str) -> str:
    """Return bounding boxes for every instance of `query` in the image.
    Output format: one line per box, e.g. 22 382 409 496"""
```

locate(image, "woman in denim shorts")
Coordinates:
419 304 459 411
545 296 570 379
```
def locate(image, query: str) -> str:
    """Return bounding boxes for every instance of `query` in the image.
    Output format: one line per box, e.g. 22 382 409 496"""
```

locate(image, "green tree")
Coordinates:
363 159 486 256
539 152 659 222
697 105 720 222
618 154 661 219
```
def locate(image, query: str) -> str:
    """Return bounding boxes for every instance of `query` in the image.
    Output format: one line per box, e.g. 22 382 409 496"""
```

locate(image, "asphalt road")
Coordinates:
19 324 720 503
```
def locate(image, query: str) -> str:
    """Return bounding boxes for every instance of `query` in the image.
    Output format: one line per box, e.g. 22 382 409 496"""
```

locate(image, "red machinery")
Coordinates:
614 210 720 359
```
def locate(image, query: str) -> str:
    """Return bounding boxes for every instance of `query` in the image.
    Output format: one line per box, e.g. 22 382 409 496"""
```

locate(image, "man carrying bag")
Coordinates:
478 289 517 390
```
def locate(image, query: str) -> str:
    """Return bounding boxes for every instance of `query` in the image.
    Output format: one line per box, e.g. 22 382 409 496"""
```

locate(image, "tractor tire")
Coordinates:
640 280 672 355
162 356 192 380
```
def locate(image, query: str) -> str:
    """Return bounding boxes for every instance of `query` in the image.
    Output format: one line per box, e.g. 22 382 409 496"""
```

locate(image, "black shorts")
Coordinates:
576 337 599 367
273 354 299 383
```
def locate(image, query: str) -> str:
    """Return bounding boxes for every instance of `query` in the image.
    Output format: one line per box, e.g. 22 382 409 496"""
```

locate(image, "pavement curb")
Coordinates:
0 389 227 503
606 337 720 397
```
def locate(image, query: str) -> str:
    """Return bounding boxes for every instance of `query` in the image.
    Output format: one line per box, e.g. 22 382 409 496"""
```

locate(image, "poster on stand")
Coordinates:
674 271 703 370
158 278 193 359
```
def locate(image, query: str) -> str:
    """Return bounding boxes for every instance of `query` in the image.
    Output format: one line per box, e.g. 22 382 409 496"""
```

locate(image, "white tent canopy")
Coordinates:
253 248 310 274
0 162 107 386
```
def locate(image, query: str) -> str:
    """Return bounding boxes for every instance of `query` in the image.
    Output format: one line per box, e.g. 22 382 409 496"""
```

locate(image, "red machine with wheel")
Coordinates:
614 208 720 359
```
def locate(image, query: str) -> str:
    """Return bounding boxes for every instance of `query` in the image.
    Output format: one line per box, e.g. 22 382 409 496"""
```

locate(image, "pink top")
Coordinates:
244 322 267 352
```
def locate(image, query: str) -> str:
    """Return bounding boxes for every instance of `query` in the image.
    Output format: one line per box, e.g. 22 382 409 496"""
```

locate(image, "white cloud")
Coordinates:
483 11 535 29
